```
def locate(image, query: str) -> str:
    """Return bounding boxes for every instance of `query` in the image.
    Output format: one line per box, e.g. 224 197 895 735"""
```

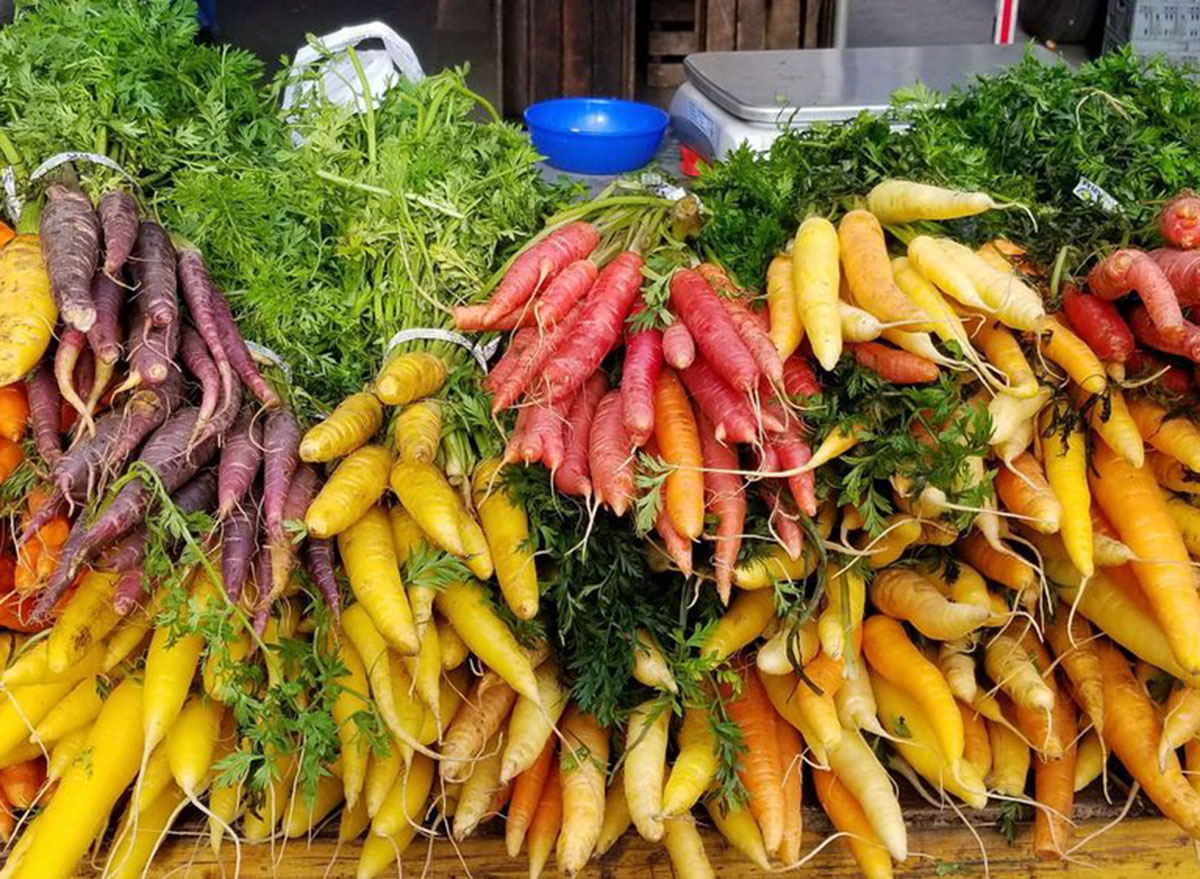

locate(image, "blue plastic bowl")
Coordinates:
524 98 668 174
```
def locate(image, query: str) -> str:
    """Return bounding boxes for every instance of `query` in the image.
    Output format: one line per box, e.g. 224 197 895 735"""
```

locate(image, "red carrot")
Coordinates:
782 355 821 398
697 410 744 603
555 371 607 497
490 303 586 412
680 356 781 444
541 251 645 404
39 184 99 332
218 409 264 518
132 221 178 328
669 269 759 392
484 222 599 324
696 262 743 298
1160 192 1200 250
506 396 571 472
1128 305 1200 363
589 390 636 516
221 496 258 602
662 322 696 370
620 298 664 446
1149 248 1200 307
722 298 784 385
25 361 62 466
1088 249 1184 339
1062 284 1134 363
454 304 522 331
98 190 139 275
532 259 599 329
484 328 538 396
86 271 124 365
768 432 816 518
761 483 804 561
850 341 939 383
305 536 341 620
653 483 693 576
1127 349 1195 396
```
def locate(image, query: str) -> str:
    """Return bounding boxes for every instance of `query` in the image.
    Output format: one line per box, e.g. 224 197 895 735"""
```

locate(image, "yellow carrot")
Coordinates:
938 238 1044 330
45 570 120 675
1082 386 1144 468
908 235 988 311
1166 496 1200 557
705 798 770 870
389 459 468 556
374 350 446 406
839 210 929 326
558 706 609 876
632 629 677 693
1127 397 1200 472
501 660 566 783
867 179 998 224
338 505 419 654
435 580 540 703
792 216 841 371
838 299 884 341
987 714 1031 797
661 708 718 816
972 318 1038 397
31 673 104 744
284 770 344 838
624 699 669 843
700 589 775 661
332 637 371 810
0 235 57 386
473 459 538 619
393 400 442 464
869 567 990 640
306 445 393 538
817 565 866 660
766 254 803 359
892 255 971 347
300 392 383 462
1040 403 1094 577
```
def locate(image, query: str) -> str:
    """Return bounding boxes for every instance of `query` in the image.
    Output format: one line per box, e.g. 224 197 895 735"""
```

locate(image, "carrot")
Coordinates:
705 799 770 870
300 392 382 463
0 385 28 444
453 302 523 330
96 189 138 275
868 179 998 223
1166 495 1200 556
849 341 939 383
505 394 571 474
1040 405 1094 577
1127 396 1200 472
435 580 540 702
484 221 599 323
1073 729 1105 792
997 452 1062 533
307 445 392 538
1161 193 1200 249
864 614 963 770
837 299 884 341
555 371 606 497
375 350 446 407
985 632 1054 715
671 267 760 391
972 318 1038 397
624 699 669 842
1161 685 1200 769
38 185 99 333
0 438 21 489
337 505 418 654
1148 451 1200 496
697 409 743 602
589 389 636 516
526 752 563 879
938 239 1045 330
0 759 42 810
774 714 804 865
792 217 842 370
507 739 555 855
453 731 506 840
661 708 718 818
958 701 993 784
1128 304 1200 363
870 567 990 639
0 234 57 387
908 235 988 311
1097 642 1200 836
722 298 785 384
722 669 785 856
1062 284 1134 363
389 458 470 556
839 209 928 325
680 355 775 444
620 297 663 446
988 710 1032 797
958 531 1038 600
1044 611 1105 734
1038 314 1107 394
766 254 803 358
542 251 644 404
24 362 61 466
1091 441 1200 678
1090 248 1185 341
1150 247 1200 306
812 767 894 879
1034 690 1078 859
653 370 704 540
824 717 910 863
662 321 695 369
558 706 609 876
490 305 585 413
651 474 693 575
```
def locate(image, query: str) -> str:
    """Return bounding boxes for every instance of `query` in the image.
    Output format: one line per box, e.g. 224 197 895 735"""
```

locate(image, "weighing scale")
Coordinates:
669 43 1059 163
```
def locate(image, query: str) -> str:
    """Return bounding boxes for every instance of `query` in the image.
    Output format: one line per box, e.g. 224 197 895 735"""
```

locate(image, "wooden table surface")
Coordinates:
81 812 1199 879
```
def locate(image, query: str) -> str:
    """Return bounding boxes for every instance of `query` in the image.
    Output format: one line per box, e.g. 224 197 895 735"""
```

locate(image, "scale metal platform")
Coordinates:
669 44 1059 162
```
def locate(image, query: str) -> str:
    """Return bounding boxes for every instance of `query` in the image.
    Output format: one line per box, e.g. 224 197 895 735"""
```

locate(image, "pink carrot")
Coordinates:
782 356 821 398
98 190 139 276
1061 284 1134 363
669 269 760 392
506 396 571 473
721 298 784 385
620 297 664 446
1149 248 1200 307
555 371 607 497
490 302 586 412
453 304 521 331
696 262 743 298
541 252 645 405
26 361 62 466
655 498 693 576
1128 306 1200 363
662 322 696 370
1088 249 1184 339
768 433 816 517
680 356 781 445
589 390 636 516
760 483 803 561
484 327 539 395
697 410 744 603
1161 192 1200 250
484 222 600 324
850 341 939 384
531 259 599 329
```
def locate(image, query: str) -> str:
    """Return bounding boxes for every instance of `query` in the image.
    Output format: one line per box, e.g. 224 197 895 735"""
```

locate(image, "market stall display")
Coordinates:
0 2 1199 878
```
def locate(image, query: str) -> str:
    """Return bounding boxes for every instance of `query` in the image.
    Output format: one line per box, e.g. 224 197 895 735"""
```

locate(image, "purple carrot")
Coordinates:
98 528 147 575
26 360 63 466
123 310 180 390
208 284 281 409
55 329 93 435
262 408 300 538
176 247 236 421
33 407 220 617
180 326 220 432
221 497 259 602
98 190 139 275
252 545 273 634
87 271 125 365
217 409 263 518
39 184 100 332
112 567 145 616
304 537 341 620
131 221 178 328
267 463 321 604
205 371 243 443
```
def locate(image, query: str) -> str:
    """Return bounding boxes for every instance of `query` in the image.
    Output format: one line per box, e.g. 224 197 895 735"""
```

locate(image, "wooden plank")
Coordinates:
501 0 531 116
530 0 563 102
99 816 1198 879
648 29 699 56
705 0 737 50
802 0 822 47
561 0 593 96
649 0 697 22
646 61 688 88
592 0 628 97
766 0 802 49
737 0 768 49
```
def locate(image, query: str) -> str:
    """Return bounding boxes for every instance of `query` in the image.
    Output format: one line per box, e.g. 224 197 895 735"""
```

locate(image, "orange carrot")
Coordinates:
850 341 939 383
775 716 804 865
812 767 893 879
1033 689 1077 859
0 437 22 486
653 370 704 540
723 666 785 857
697 409 744 603
995 453 1062 534
0 759 43 809
0 385 29 443
506 739 555 857
0 788 13 844
527 754 563 879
